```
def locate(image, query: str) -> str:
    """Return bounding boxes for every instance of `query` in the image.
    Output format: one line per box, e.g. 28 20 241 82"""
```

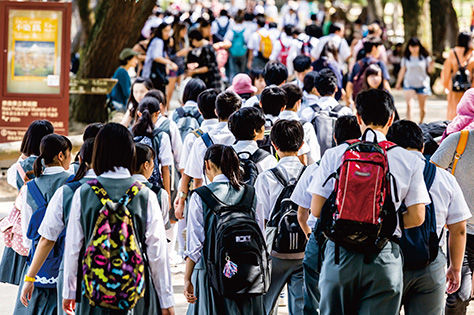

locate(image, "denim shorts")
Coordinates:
404 85 432 95
169 66 185 78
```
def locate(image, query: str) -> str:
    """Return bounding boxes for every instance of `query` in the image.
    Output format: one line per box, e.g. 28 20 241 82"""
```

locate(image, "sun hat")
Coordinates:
119 48 140 61
226 74 258 95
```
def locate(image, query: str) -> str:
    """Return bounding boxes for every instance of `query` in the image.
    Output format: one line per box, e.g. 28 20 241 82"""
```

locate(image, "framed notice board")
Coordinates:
0 1 72 143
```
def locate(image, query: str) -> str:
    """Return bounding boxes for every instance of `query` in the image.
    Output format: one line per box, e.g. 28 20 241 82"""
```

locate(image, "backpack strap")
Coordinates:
423 160 436 191
66 181 82 193
192 128 204 138
194 186 228 213
250 149 270 164
16 163 26 182
65 174 75 183
120 181 145 207
452 130 469 175
201 133 214 148
87 179 112 206
270 167 288 187
176 107 185 119
192 110 201 120
27 180 47 210
453 49 465 69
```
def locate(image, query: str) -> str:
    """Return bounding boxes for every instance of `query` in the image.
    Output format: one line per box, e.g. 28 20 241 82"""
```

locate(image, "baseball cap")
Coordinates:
119 48 140 61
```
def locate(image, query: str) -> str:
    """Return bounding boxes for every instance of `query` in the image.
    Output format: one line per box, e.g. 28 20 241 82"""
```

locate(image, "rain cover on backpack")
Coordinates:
82 179 146 310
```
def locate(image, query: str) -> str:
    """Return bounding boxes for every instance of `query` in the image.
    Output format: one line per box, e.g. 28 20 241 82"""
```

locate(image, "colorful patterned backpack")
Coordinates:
82 179 146 310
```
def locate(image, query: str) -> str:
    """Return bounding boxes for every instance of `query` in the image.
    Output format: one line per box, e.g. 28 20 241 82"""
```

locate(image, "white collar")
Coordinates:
84 169 97 178
132 174 149 182
101 167 131 179
215 121 229 129
278 156 301 164
213 174 230 183
43 166 67 175
279 110 299 120
318 96 339 109
184 100 198 107
361 129 387 143
201 119 219 127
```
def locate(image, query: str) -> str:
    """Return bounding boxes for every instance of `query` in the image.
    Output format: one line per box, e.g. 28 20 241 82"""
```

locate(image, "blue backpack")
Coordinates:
26 180 65 288
173 107 203 141
217 20 230 38
399 160 440 270
229 29 247 57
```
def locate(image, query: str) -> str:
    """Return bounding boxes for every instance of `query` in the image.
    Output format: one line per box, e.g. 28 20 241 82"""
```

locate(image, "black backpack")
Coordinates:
399 160 441 270
257 118 276 156
418 120 450 157
194 185 270 297
237 149 270 186
452 49 472 92
267 166 307 255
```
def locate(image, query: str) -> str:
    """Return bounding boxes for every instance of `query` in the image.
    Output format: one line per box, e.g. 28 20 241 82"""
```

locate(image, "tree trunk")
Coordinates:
430 0 458 60
366 0 384 24
400 0 431 46
71 0 155 123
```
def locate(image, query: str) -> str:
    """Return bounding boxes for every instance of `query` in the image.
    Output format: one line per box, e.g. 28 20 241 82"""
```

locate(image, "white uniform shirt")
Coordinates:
185 174 265 263
179 119 219 170
211 16 234 36
156 115 183 166
255 156 305 221
132 174 170 227
184 121 235 181
300 96 353 123
313 34 351 67
7 156 24 189
278 110 320 164
269 33 294 62
62 167 175 309
38 169 97 242
224 23 250 43
154 131 174 167
307 130 431 237
411 151 471 246
232 140 278 173
20 166 68 248
290 162 320 229
244 95 260 107
287 33 319 75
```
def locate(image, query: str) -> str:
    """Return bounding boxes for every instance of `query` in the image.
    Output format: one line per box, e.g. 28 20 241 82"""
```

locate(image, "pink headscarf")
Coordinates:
443 88 474 140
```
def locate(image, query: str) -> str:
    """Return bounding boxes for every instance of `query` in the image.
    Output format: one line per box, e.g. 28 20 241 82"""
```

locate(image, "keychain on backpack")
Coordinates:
223 256 238 278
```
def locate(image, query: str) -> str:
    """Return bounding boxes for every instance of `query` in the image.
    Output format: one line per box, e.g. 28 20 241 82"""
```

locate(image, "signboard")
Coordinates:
69 78 118 95
0 1 71 143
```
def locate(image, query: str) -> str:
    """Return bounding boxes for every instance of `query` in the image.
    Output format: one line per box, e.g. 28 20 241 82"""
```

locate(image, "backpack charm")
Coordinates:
223 256 238 278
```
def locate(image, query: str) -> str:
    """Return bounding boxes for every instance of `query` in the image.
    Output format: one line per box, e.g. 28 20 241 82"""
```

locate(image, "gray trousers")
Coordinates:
264 256 304 315
319 240 403 315
402 248 446 315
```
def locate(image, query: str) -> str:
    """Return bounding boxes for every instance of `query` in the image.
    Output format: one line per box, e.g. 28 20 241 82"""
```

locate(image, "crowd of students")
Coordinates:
3 2 474 315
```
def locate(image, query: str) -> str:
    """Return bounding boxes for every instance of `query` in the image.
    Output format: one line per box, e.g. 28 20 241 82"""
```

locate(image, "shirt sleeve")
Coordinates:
339 39 351 62
185 192 205 263
145 191 175 309
184 140 205 179
269 40 282 62
291 167 316 209
160 189 171 229
7 161 19 189
180 133 195 170
151 38 165 60
169 121 183 166
304 122 321 164
401 57 406 68
307 146 342 198
20 185 33 249
431 133 459 169
38 186 65 241
247 33 260 51
62 189 84 300
403 156 431 207
158 133 174 167
378 61 391 81
255 172 273 221
224 29 234 42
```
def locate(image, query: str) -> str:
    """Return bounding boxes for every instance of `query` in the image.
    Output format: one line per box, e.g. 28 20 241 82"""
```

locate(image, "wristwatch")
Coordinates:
178 191 188 199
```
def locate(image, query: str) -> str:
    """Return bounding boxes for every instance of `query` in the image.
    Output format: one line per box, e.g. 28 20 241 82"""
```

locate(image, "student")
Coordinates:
308 89 429 315
184 144 266 314
247 16 274 69
108 48 140 111
280 83 320 165
176 91 241 216
19 138 97 314
62 123 175 315
244 62 288 107
259 85 287 127
292 55 313 90
254 120 306 314
133 143 171 230
287 28 320 76
269 24 294 67
228 107 278 174
14 134 72 315
313 22 351 66
291 115 361 315
301 71 320 109
71 123 103 173
226 74 258 103
2 120 54 287
431 128 474 314
225 10 248 79
171 78 206 141
386 120 470 315
175 89 219 220
249 68 266 96
121 77 154 128
300 69 352 125
312 41 344 101
132 96 174 202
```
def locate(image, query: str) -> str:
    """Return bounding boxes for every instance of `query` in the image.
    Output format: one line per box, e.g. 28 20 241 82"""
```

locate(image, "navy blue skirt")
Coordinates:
0 247 27 285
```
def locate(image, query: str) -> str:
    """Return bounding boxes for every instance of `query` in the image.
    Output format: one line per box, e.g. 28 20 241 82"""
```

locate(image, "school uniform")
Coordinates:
156 114 183 167
290 162 320 315
255 156 305 315
186 174 265 315
247 28 275 69
232 140 278 173
269 32 293 64
184 121 235 182
307 130 431 315
36 169 96 315
313 34 351 67
300 93 319 114
286 33 319 75
62 167 174 315
278 110 321 165
179 119 219 171
224 23 249 79
401 152 471 315
14 166 71 315
300 96 352 123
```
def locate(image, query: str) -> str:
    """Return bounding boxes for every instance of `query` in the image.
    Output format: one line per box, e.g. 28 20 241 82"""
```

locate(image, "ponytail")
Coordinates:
33 134 72 177
72 138 95 181
204 144 242 190
132 96 161 138
134 143 156 173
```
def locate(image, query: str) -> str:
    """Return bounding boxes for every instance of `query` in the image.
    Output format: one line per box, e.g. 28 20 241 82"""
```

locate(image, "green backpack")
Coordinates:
82 179 146 310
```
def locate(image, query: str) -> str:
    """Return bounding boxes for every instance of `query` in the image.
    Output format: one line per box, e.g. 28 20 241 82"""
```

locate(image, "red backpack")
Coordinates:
319 129 398 262
278 39 290 66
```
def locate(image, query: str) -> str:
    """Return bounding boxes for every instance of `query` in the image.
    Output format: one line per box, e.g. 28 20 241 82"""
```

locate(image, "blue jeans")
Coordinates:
229 55 247 80
303 232 321 315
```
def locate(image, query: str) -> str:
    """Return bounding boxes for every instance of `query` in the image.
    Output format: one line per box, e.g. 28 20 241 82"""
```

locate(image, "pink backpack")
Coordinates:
278 39 290 66
0 164 29 256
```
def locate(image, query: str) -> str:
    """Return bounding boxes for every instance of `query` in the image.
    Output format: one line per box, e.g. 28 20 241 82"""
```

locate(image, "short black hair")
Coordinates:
83 123 103 141
188 29 204 43
215 91 242 120
363 35 382 55
303 71 318 93
270 120 304 152
134 143 156 173
145 89 167 107
334 116 361 144
93 123 136 175
228 107 265 141
263 62 288 86
183 78 207 103
314 68 338 96
197 89 219 119
257 16 266 28
260 86 287 116
249 67 264 84
20 120 54 156
329 22 344 34
355 89 394 127
293 55 312 73
386 120 424 151
281 83 303 110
